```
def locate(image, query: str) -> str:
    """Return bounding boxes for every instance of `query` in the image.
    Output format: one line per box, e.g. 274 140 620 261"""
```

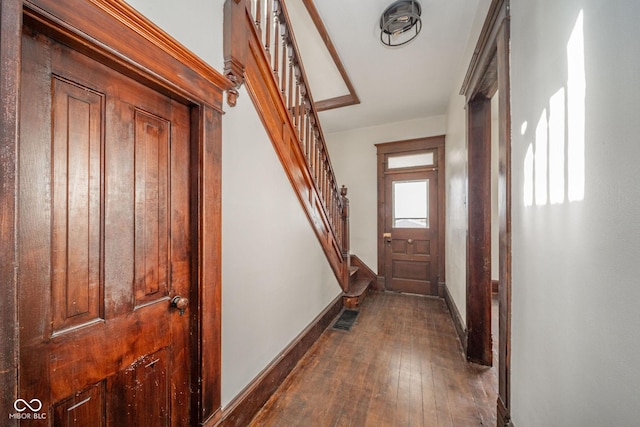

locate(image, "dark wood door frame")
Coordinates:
460 0 512 425
0 0 229 424
376 136 446 293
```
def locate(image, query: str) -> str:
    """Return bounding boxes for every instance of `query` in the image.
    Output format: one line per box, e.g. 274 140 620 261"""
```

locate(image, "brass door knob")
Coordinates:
171 296 189 316
407 239 413 244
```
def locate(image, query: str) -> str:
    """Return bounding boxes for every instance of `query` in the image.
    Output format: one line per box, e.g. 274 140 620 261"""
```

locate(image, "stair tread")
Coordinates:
344 278 371 297
349 266 359 277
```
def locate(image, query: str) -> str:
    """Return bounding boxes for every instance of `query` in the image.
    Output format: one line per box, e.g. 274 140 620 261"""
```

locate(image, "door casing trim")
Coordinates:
460 0 512 424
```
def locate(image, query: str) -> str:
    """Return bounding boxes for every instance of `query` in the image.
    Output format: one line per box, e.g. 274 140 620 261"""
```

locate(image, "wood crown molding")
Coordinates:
24 0 231 110
88 0 232 91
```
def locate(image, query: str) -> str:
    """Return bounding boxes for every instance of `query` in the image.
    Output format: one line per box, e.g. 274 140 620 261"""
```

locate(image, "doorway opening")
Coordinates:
460 0 512 425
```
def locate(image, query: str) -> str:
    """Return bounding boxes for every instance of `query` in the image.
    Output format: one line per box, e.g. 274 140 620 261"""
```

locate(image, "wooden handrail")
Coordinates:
224 0 350 290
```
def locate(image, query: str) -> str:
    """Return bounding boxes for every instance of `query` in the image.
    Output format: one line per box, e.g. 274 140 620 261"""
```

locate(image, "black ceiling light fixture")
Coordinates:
379 0 422 47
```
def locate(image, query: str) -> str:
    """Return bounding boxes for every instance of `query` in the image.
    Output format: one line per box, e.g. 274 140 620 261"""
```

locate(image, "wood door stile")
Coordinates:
1 0 227 424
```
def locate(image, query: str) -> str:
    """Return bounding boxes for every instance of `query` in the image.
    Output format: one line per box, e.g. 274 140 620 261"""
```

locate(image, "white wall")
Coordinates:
325 116 447 271
443 0 493 324
221 86 340 406
125 0 341 409
511 0 640 425
124 0 223 69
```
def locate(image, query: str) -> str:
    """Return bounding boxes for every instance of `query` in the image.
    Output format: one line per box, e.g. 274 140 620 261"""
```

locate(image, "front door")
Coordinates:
18 26 192 425
377 137 445 296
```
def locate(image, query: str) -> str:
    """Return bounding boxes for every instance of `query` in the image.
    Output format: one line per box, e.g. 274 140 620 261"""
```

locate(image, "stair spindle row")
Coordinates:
249 0 346 249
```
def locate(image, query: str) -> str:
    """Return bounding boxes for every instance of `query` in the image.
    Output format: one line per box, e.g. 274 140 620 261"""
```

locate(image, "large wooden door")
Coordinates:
383 169 439 295
18 27 192 425
377 137 445 297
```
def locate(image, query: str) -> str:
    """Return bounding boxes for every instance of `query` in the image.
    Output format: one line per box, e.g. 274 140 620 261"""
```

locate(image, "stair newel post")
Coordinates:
341 185 351 289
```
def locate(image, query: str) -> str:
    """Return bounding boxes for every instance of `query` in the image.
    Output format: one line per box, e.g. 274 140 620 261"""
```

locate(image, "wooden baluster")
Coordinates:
305 111 311 164
265 0 272 54
341 186 350 259
280 22 287 97
272 3 280 79
300 93 308 149
285 47 292 109
331 186 338 230
330 185 335 228
255 0 262 30
313 131 319 183
324 160 329 210
327 182 332 225
319 153 324 199
294 65 300 132
320 154 325 200
336 191 340 231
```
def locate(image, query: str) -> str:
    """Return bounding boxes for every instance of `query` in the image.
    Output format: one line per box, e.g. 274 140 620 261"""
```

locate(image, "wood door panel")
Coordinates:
54 381 106 426
108 348 170 426
134 109 171 307
51 76 105 334
19 26 191 425
412 240 430 255
391 259 431 281
48 302 172 401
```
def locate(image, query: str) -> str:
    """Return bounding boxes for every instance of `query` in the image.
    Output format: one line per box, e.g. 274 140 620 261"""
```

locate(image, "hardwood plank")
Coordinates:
248 292 497 426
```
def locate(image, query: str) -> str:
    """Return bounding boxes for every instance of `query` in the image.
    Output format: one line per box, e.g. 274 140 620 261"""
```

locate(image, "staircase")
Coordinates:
342 256 375 309
223 0 377 296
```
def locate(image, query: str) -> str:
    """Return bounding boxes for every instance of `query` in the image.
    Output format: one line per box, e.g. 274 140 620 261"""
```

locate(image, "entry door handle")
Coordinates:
383 232 392 246
171 296 189 316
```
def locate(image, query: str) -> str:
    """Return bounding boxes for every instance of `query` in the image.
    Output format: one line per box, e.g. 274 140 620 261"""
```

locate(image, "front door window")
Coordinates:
393 179 429 228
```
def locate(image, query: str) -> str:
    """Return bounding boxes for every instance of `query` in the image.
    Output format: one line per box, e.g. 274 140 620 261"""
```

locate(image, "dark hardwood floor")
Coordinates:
250 291 498 426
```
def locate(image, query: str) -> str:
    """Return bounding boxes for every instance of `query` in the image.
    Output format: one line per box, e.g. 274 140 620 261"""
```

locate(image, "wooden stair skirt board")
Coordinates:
342 255 376 310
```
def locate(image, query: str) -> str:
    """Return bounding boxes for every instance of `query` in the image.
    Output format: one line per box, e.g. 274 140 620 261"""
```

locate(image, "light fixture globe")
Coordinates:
379 0 422 47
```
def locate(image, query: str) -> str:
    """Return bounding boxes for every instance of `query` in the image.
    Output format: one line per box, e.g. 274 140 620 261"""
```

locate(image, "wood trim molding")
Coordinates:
443 284 468 354
497 395 513 427
24 0 231 109
496 12 513 418
315 94 359 112
301 0 359 111
461 0 512 420
0 0 22 421
466 97 493 366
213 295 343 427
459 0 508 98
5 1 226 423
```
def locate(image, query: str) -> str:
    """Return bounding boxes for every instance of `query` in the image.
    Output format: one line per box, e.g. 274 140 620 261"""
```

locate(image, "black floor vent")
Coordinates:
332 309 359 331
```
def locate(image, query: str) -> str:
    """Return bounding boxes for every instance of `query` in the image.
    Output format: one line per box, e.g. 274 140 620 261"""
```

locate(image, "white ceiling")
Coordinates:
286 0 482 133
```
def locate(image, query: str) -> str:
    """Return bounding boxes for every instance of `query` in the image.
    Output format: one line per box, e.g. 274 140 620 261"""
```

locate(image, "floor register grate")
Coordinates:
332 309 359 331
